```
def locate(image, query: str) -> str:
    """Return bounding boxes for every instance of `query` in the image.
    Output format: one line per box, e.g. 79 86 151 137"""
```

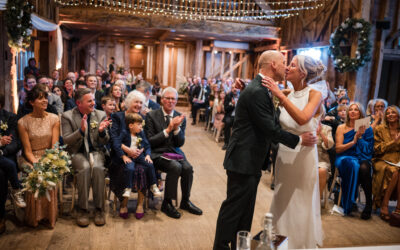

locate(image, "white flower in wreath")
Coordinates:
353 23 363 29
356 51 361 59
90 121 98 130
330 33 335 39
0 121 8 131
27 29 32 36
341 23 348 29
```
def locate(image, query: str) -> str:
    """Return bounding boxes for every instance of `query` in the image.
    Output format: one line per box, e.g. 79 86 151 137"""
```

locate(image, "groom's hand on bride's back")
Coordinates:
300 132 318 146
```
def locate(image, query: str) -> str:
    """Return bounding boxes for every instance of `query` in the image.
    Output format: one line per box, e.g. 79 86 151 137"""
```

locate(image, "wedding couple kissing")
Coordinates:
214 50 328 250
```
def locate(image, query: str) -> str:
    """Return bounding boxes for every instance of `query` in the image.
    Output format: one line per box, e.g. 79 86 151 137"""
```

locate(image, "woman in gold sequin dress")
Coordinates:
18 84 60 227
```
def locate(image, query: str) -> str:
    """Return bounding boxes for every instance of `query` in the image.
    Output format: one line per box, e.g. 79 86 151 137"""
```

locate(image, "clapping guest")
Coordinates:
372 105 400 221
62 88 111 227
371 99 388 129
335 102 374 219
222 84 240 150
18 84 60 227
86 74 104 110
145 87 202 219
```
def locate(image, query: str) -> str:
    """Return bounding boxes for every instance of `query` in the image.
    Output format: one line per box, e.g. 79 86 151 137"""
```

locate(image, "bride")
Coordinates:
262 54 326 249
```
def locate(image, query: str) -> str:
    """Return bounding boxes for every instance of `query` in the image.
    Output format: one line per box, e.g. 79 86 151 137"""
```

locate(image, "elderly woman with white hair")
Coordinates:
109 90 159 219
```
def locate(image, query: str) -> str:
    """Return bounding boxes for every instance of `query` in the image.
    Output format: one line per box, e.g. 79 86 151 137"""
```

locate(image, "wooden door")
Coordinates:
130 47 147 79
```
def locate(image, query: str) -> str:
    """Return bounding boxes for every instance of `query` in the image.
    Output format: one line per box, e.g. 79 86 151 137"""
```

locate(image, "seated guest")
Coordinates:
371 98 388 129
323 104 347 139
62 88 111 227
325 95 350 121
101 96 116 119
222 84 240 150
372 105 400 220
115 113 162 219
335 102 374 219
38 76 63 114
18 74 37 106
316 120 334 201
108 83 125 112
0 94 25 208
191 77 211 125
17 83 58 120
86 74 104 110
18 84 60 227
63 78 75 100
52 85 66 111
64 80 87 111
145 87 202 218
213 91 225 139
52 69 63 87
23 58 40 78
329 88 347 110
109 91 157 216
152 78 162 104
136 80 160 115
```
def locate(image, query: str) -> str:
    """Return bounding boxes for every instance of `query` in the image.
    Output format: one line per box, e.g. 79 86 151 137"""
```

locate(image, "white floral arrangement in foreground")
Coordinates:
22 143 72 201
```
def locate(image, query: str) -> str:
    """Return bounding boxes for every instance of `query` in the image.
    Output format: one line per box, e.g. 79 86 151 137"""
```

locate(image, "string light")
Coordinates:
54 0 325 21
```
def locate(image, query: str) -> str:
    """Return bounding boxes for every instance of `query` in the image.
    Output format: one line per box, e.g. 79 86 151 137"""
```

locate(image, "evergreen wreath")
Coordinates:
5 0 34 50
329 18 372 73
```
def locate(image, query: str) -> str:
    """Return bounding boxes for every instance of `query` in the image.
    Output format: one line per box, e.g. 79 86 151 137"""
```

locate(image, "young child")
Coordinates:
121 113 161 198
101 96 116 118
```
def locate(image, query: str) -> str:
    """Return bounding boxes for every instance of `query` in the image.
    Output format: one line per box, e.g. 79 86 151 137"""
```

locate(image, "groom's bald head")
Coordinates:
258 50 286 81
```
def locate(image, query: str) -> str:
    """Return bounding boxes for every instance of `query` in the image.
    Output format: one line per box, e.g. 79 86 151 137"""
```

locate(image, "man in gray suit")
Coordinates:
62 88 111 227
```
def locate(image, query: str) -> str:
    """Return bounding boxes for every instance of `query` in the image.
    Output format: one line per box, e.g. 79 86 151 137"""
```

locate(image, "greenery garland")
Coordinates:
5 0 33 50
329 18 372 73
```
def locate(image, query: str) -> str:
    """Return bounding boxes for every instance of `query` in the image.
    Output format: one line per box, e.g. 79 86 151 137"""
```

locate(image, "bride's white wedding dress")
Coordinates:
269 86 323 249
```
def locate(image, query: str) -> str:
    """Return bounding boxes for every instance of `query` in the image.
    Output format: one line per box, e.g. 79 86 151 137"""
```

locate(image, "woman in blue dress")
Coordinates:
335 102 374 219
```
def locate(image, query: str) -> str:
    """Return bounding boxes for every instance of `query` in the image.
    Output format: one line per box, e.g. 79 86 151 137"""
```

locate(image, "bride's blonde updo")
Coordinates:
295 55 326 85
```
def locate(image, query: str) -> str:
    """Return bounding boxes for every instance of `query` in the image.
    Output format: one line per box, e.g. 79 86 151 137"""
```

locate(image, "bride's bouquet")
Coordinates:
22 143 71 201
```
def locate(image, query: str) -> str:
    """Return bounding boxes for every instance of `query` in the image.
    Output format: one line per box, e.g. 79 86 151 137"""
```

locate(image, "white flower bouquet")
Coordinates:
22 143 72 201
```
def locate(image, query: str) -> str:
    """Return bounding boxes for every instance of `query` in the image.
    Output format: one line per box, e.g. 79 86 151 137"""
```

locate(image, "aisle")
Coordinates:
0 107 399 249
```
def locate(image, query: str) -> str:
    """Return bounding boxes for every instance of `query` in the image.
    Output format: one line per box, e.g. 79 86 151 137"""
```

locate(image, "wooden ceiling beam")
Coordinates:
158 30 171 41
59 8 279 40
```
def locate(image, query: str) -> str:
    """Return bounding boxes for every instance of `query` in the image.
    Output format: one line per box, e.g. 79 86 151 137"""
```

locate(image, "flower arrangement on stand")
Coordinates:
177 75 189 95
22 143 71 201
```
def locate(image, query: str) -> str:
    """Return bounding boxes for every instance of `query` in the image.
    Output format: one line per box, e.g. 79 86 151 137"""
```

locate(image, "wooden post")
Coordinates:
238 53 243 78
210 47 216 78
195 40 203 77
10 47 18 113
220 51 225 78
229 52 234 78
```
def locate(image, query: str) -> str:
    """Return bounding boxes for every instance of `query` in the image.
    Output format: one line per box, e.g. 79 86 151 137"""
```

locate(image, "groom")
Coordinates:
213 50 317 250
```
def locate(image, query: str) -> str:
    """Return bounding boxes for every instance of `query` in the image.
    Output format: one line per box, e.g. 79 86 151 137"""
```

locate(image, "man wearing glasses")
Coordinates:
145 87 202 219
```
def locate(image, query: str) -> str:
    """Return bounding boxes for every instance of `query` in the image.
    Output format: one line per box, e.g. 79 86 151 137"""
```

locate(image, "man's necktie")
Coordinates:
165 115 171 127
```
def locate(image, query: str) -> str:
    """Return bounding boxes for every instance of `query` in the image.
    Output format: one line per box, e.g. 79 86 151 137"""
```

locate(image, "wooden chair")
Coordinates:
196 108 207 124
328 167 342 207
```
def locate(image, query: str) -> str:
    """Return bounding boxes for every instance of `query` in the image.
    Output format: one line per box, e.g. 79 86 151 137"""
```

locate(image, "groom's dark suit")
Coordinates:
214 74 300 250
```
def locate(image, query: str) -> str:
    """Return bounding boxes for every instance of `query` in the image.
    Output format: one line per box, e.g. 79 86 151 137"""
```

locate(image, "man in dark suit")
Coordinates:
0 94 25 211
222 85 240 150
145 87 202 219
86 74 104 110
191 77 211 125
213 50 317 250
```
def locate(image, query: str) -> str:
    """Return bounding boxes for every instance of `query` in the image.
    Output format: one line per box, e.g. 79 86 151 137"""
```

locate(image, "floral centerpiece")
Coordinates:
22 143 71 201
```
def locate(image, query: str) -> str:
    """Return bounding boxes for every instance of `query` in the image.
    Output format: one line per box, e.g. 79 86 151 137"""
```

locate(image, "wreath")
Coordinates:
329 18 372 73
5 0 34 50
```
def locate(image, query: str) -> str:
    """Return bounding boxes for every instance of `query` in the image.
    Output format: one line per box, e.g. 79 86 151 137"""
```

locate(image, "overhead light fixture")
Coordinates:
134 44 144 49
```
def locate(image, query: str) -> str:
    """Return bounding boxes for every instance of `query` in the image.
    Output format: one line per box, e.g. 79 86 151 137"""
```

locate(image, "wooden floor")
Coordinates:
1 107 400 249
